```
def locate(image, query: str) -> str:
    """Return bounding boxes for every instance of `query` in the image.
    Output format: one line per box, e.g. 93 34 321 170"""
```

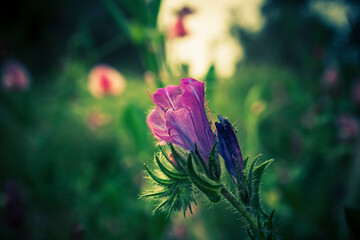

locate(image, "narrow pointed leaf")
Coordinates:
242 156 249 180
193 180 221 203
243 156 249 169
144 164 173 186
153 199 169 214
155 155 188 180
168 143 186 169
168 195 179 217
186 154 222 191
140 191 167 199
186 154 221 203
194 144 210 176
208 142 221 180
250 159 274 217
247 154 262 196
159 145 184 171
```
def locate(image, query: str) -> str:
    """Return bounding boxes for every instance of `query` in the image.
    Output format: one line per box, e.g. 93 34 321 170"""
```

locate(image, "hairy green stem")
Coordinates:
221 186 258 231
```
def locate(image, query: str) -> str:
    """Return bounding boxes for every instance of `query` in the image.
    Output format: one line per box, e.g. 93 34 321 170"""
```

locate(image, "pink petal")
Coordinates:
180 78 197 91
152 85 183 111
146 107 167 145
181 79 215 158
164 108 197 151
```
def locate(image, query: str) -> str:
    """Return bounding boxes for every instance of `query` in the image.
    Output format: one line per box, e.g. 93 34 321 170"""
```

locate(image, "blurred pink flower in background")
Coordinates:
168 7 194 39
1 60 30 91
86 111 112 130
88 64 126 98
336 114 359 141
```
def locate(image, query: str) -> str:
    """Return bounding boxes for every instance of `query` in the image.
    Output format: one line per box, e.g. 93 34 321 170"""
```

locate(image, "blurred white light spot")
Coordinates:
158 0 265 79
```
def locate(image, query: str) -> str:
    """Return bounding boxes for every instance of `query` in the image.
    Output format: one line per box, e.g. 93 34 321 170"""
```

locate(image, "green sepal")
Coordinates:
240 157 250 202
249 158 274 217
144 164 173 186
187 154 222 191
155 155 188 180
186 154 221 203
194 144 210 176
193 179 221 203
159 145 184 171
140 191 168 198
242 156 249 181
247 154 262 196
208 142 221 181
168 143 187 170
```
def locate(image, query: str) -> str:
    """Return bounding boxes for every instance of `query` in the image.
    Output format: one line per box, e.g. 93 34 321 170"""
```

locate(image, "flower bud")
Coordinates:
215 115 243 184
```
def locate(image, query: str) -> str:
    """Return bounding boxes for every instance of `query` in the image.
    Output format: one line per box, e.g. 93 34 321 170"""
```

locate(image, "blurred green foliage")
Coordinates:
1 0 360 239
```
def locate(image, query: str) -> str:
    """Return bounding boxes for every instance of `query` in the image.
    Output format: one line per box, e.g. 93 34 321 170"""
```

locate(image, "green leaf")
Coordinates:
194 144 210 176
193 180 221 203
208 142 221 181
144 164 173 186
186 154 221 203
155 155 188 180
102 0 130 37
243 156 249 174
140 191 168 198
159 145 183 171
147 0 161 27
168 143 187 170
249 159 274 217
345 207 360 239
247 154 262 196
187 154 221 191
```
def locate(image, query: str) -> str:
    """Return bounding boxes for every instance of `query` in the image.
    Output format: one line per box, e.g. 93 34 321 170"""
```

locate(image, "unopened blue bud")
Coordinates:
215 115 243 184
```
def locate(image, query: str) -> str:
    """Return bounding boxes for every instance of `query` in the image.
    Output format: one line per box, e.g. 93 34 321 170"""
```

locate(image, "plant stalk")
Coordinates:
220 186 258 231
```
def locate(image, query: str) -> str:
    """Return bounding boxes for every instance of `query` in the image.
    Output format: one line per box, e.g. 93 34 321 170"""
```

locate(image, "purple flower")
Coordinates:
215 115 243 183
146 78 215 160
